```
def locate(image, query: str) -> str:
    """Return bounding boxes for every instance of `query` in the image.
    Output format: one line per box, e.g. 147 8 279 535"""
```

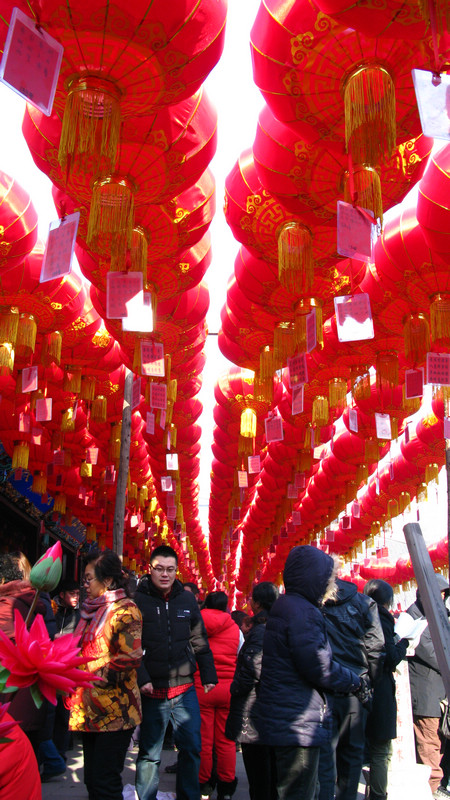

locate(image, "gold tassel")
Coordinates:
376 351 399 390
344 166 383 224
365 438 379 462
298 446 312 472
138 486 148 508
293 298 323 351
64 451 72 468
312 396 328 427
351 367 371 400
63 367 82 394
111 422 122 460
329 378 347 410
344 65 396 166
80 460 92 478
41 330 62 366
240 408 257 438
345 480 358 503
398 491 411 513
58 76 121 173
16 313 37 359
167 379 177 403
403 386 421 414
371 520 381 536
0 343 14 373
32 470 47 495
430 294 450 343
303 428 314 450
81 376 96 402
425 463 439 484
254 370 273 404
86 524 97 542
260 346 274 382
273 322 295 369
53 493 66 514
403 313 430 363
165 402 174 425
133 340 142 373
87 176 135 258
128 482 138 501
51 430 63 451
417 482 428 502
0 307 19 344
12 441 29 469
387 498 399 519
278 221 314 295
165 355 171 383
356 463 368 485
238 434 254 456
61 408 75 432
130 227 148 275
391 418 399 440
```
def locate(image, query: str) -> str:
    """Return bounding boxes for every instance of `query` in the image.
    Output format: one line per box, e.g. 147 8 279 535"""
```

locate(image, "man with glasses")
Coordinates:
134 545 217 800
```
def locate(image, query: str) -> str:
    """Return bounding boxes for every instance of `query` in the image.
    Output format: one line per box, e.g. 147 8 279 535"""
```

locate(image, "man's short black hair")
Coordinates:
203 591 228 612
183 581 199 596
252 581 279 611
150 545 178 565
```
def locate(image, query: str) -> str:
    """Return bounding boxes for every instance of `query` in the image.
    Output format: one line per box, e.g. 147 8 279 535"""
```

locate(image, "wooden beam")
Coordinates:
403 521 450 698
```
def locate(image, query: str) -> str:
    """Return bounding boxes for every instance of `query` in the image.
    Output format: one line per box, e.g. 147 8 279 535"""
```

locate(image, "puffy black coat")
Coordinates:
134 576 217 689
255 546 361 748
366 605 408 742
407 597 446 717
322 578 384 683
225 609 266 744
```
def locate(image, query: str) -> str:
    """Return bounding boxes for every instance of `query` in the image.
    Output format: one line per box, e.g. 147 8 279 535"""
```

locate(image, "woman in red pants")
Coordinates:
195 591 242 800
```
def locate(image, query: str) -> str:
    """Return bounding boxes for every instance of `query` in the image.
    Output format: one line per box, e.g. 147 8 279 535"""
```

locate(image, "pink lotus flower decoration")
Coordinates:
0 702 18 743
29 540 63 592
0 609 97 706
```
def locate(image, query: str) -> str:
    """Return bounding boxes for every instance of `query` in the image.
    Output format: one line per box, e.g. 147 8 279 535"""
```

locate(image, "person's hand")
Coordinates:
353 674 373 710
140 682 154 696
203 683 216 694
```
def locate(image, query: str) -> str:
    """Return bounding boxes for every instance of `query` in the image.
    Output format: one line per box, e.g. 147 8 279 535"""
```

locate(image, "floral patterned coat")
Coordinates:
69 596 143 732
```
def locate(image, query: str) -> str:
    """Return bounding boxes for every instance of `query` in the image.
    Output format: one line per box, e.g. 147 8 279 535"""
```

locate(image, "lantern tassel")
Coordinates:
87 177 134 258
16 313 37 359
344 65 396 166
403 313 430 364
278 222 314 295
431 295 450 343
344 166 383 225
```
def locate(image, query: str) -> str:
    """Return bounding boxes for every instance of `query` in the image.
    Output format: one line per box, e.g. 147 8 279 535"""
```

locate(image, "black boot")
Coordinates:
217 777 238 800
200 781 215 800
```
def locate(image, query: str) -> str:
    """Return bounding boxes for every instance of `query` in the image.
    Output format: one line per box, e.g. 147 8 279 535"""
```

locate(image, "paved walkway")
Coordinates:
41 738 250 800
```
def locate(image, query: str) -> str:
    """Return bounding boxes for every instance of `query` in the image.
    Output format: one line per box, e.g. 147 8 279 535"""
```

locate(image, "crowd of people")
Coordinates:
1 542 450 800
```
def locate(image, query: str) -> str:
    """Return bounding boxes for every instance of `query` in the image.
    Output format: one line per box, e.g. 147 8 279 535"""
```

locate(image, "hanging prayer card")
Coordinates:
405 368 424 399
265 414 284 443
412 69 450 141
426 352 450 386
337 200 377 261
334 293 374 342
40 213 80 282
106 272 143 319
0 7 63 115
141 340 165 378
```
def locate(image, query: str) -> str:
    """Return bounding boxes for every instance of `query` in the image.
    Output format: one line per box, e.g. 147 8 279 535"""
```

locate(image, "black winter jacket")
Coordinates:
255 546 361 748
134 576 217 690
366 605 408 741
225 609 266 744
407 597 446 717
322 578 384 683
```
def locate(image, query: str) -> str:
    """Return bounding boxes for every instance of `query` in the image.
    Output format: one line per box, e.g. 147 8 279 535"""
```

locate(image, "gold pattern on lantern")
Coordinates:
277 221 314 295
343 65 396 166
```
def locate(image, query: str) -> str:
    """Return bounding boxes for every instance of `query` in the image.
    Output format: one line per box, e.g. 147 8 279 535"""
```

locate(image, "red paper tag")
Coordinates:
167 506 177 520
238 470 248 488
146 412 155 434
161 476 173 492
337 200 375 261
40 214 79 282
231 507 241 521
104 465 116 484
150 382 167 410
348 408 358 433
166 453 178 470
86 447 98 465
35 397 52 422
405 368 424 399
287 483 298 499
106 272 143 319
31 426 42 445
341 515 351 529
248 455 261 474
22 366 38 393
375 412 392 440
445 417 450 439
352 501 360 518
292 384 304 415
288 353 308 387
306 309 317 352
53 450 65 465
131 376 141 410
141 341 165 377
18 412 30 433
166 492 176 508
159 409 166 429
265 415 284 443
0 7 63 115
427 352 450 386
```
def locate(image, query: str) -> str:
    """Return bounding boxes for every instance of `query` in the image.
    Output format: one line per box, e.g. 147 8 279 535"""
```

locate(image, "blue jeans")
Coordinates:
136 686 201 800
